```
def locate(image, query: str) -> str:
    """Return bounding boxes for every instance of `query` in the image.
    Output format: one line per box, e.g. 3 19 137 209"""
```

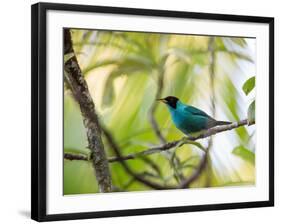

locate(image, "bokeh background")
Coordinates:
64 29 255 194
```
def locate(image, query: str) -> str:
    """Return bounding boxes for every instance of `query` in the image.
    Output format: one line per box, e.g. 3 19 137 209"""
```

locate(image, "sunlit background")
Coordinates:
64 29 255 194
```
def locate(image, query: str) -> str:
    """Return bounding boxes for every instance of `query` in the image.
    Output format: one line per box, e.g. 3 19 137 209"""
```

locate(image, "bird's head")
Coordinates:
157 96 179 109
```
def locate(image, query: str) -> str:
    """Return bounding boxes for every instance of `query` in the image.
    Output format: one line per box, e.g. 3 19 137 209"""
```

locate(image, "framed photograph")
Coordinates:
31 2 274 222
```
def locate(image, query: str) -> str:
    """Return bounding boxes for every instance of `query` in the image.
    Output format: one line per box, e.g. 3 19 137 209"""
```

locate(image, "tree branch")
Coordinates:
64 29 112 193
112 119 252 161
64 153 88 161
65 119 253 163
64 119 254 189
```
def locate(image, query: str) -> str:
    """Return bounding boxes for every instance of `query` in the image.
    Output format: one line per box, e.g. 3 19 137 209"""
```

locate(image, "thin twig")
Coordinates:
208 37 217 116
102 126 174 190
205 36 216 187
64 153 88 161
148 68 166 144
178 153 208 188
147 66 184 182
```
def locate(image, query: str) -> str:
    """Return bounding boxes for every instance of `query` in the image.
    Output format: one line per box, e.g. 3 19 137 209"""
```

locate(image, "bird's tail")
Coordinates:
215 120 232 126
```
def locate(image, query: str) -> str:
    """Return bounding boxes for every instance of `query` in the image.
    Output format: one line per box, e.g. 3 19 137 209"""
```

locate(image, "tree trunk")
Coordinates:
64 29 112 192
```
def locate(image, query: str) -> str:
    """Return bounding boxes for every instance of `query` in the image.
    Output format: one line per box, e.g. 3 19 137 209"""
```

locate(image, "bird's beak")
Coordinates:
156 98 167 104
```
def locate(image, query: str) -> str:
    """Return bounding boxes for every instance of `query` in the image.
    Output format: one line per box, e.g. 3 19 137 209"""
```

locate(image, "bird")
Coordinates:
157 96 231 135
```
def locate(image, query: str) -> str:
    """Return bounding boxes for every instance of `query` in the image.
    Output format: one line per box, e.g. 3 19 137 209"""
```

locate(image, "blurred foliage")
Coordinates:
232 145 255 165
64 29 256 194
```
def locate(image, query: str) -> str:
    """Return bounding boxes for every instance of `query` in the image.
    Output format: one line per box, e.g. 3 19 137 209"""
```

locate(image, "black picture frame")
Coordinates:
31 2 274 222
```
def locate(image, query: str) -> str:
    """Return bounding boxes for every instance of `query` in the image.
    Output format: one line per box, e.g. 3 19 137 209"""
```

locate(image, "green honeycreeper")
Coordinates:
158 96 231 135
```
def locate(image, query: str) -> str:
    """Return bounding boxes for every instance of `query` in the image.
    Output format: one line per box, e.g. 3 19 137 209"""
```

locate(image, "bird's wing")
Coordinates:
183 105 212 118
183 105 217 129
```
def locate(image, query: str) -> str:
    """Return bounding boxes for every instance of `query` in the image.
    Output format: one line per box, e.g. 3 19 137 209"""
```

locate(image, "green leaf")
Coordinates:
247 100 255 124
242 76 255 95
232 145 255 165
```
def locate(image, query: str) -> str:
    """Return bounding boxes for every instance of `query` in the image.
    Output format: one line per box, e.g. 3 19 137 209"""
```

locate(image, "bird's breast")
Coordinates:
170 110 191 133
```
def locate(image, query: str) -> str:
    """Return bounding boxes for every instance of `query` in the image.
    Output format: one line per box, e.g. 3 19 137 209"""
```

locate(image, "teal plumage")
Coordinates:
158 96 231 135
